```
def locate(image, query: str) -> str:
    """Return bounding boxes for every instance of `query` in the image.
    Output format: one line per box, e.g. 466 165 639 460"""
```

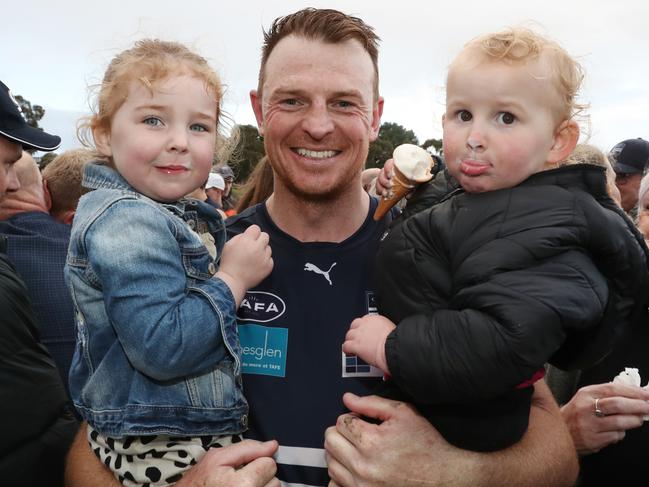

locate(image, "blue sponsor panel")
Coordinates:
238 323 288 377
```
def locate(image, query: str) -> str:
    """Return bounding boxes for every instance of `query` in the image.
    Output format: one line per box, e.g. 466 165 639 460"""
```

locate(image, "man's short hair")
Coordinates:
41 148 94 216
257 8 381 101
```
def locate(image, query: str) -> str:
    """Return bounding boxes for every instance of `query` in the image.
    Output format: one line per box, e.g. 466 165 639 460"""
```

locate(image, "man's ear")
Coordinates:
249 90 265 137
61 210 76 226
42 179 53 211
93 125 113 158
547 119 579 165
368 96 384 142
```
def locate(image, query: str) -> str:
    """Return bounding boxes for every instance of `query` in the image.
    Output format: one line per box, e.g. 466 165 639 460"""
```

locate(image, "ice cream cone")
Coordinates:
373 166 416 221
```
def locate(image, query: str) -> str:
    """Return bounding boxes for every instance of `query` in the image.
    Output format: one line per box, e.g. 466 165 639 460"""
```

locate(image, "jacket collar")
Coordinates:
82 161 186 214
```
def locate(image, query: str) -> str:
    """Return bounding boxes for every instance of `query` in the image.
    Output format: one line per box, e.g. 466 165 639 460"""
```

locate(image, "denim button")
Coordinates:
188 219 196 229
208 262 216 275
241 414 248 428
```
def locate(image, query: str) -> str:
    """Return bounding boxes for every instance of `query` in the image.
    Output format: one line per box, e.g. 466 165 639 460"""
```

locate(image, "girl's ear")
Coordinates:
93 124 112 158
547 119 579 165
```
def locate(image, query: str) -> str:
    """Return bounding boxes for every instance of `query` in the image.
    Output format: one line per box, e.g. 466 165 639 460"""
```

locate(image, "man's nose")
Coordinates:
301 102 334 140
5 166 20 192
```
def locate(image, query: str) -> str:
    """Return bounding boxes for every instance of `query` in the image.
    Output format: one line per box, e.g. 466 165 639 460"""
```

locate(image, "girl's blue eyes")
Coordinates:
143 117 162 126
142 118 209 132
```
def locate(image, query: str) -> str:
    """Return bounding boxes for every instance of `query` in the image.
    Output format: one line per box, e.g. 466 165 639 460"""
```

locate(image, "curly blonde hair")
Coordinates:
78 39 236 164
458 27 588 124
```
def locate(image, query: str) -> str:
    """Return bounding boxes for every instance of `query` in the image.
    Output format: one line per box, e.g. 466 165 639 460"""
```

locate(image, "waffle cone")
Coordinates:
373 167 415 221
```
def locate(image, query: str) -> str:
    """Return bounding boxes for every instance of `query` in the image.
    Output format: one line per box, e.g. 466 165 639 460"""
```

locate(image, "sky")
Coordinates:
3 0 647 156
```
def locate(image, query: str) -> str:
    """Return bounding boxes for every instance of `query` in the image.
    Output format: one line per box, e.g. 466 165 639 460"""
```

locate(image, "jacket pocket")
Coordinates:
185 359 241 408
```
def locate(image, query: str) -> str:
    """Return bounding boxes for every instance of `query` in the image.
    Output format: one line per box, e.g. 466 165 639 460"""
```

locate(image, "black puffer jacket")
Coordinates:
377 164 649 406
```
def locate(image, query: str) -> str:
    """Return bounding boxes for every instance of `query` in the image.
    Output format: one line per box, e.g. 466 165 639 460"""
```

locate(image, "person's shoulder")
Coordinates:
226 203 264 236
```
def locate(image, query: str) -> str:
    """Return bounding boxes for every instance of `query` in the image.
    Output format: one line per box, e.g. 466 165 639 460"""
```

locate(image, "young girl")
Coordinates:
65 39 273 486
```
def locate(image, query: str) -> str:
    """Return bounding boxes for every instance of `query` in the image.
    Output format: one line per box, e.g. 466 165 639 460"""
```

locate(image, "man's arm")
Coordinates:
65 422 280 487
324 380 579 487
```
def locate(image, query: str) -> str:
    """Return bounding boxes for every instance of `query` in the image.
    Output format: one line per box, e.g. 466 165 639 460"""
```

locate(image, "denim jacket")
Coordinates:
65 163 247 437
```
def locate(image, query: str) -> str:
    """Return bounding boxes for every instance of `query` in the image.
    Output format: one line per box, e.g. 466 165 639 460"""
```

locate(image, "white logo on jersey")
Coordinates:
304 262 337 286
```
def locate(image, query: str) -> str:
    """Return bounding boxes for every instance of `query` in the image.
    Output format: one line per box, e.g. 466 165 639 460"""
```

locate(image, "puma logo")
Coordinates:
304 262 337 286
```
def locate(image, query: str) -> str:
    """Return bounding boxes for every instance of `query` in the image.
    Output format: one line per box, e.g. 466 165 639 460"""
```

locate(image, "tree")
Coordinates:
366 122 419 169
229 124 265 183
13 95 45 129
422 138 443 156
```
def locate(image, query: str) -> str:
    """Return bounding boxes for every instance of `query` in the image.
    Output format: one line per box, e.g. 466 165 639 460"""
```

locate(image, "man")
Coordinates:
609 137 649 217
66 8 579 487
41 147 93 224
236 8 577 486
215 164 237 215
0 80 78 486
0 149 89 391
205 171 226 208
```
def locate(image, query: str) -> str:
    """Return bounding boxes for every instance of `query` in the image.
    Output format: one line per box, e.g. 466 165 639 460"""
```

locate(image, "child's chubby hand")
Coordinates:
375 159 395 197
217 225 273 305
342 314 396 374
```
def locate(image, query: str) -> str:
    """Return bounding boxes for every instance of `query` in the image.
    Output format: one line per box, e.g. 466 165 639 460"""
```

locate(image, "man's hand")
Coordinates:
342 315 395 373
561 382 649 455
177 439 280 487
324 393 473 487
324 382 579 487
65 423 280 487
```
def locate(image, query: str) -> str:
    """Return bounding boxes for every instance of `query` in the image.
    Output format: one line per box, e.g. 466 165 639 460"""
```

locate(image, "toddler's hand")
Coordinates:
375 159 395 197
342 314 396 373
218 225 273 305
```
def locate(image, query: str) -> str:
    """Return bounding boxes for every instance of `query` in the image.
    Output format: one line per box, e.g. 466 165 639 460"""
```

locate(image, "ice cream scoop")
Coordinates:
373 144 436 221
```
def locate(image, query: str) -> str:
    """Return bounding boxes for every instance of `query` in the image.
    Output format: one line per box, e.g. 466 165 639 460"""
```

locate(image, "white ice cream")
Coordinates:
393 144 434 182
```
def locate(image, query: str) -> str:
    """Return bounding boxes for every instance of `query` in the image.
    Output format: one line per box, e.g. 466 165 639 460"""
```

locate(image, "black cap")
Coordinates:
215 165 235 180
0 80 61 151
609 138 649 175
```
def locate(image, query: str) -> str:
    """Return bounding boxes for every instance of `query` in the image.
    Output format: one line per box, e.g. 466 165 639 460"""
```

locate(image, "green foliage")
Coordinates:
230 124 265 183
366 122 419 169
14 95 45 129
422 137 443 155
38 152 58 170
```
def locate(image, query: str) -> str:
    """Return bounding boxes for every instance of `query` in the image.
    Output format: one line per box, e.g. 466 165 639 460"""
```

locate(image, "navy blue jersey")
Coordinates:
227 199 389 486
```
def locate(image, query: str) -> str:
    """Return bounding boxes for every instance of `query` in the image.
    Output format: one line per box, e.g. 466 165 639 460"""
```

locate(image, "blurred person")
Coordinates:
0 79 78 487
41 147 94 224
64 39 274 485
235 156 273 213
609 137 649 217
0 151 81 391
637 172 649 244
214 164 237 215
346 27 649 452
205 171 226 208
536 142 649 484
361 167 380 193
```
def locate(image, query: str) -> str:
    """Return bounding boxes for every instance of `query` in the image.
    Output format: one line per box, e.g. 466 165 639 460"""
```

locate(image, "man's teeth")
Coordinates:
295 148 337 159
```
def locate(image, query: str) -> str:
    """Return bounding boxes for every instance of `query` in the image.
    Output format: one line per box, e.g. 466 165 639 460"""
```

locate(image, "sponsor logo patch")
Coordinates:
238 324 288 377
237 291 286 323
342 291 383 378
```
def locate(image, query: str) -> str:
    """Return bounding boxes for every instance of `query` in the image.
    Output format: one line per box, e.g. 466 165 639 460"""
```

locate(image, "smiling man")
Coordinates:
65 9 581 487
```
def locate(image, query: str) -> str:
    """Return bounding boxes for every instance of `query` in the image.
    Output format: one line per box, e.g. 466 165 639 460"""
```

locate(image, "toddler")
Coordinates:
344 28 649 451
65 39 273 485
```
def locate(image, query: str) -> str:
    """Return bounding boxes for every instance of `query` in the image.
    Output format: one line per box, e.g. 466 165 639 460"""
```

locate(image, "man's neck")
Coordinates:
0 194 48 221
266 186 370 243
